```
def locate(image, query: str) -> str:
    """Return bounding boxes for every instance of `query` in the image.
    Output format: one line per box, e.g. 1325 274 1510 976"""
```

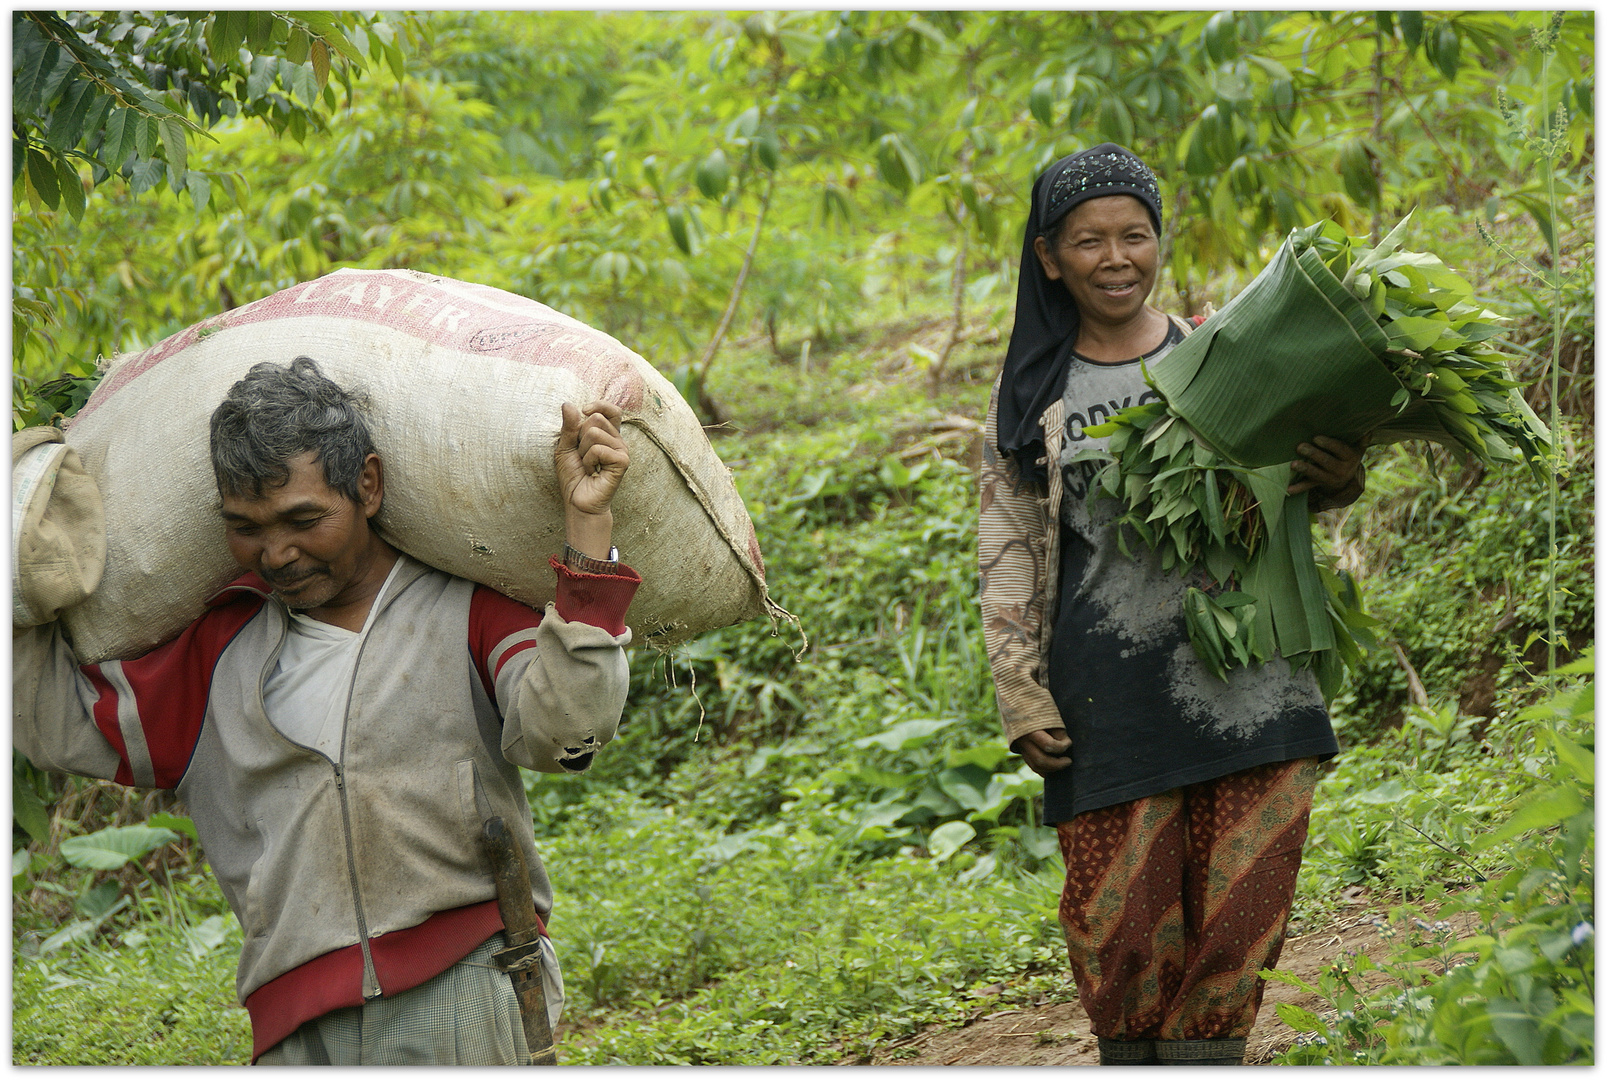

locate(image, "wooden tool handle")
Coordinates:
483 817 543 948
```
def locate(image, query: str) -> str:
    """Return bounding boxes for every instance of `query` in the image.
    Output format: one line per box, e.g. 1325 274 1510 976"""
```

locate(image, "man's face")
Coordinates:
221 451 382 611
1034 194 1159 329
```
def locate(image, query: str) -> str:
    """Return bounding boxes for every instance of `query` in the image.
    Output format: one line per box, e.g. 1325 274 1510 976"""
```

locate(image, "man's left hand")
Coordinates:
1288 435 1365 507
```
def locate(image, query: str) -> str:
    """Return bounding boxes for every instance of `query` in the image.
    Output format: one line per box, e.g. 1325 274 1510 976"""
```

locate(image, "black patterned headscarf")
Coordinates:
994 143 1163 487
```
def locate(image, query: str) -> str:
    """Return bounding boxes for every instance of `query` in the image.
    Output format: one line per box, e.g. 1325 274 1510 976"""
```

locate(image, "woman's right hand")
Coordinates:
1013 727 1073 776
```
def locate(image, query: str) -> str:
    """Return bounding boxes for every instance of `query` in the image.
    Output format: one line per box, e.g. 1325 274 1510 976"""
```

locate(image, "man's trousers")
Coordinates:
256 932 563 1065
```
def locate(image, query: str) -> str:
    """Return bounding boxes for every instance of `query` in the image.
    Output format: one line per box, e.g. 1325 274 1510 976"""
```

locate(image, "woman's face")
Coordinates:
1033 194 1159 329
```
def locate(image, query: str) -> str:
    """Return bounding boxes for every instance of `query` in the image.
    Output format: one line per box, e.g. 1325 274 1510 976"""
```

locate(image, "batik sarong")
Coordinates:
1055 756 1318 1041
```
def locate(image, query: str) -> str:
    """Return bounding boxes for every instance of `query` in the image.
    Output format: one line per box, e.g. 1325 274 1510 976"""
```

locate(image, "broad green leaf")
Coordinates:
757 132 780 171
75 879 124 920
855 795 915 834
245 10 277 52
875 132 920 197
694 832 764 868
1387 315 1453 351
1429 21 1461 80
55 155 85 220
39 919 98 955
1355 779 1406 804
946 743 1013 771
297 12 363 62
59 824 180 871
13 782 51 846
936 765 992 812
1028 79 1056 126
43 79 95 152
187 171 212 214
665 204 692 254
695 148 729 200
384 42 405 81
1399 10 1424 50
1262 967 1319 995
852 717 954 752
1485 996 1544 1065
1149 238 1399 468
102 107 135 169
26 148 61 210
1239 467 1288 539
148 812 200 844
852 765 917 792
291 61 320 106
285 25 311 64
927 820 975 862
207 11 246 58
729 105 760 139
1275 1001 1324 1033
1211 601 1238 638
246 55 276 101
12 30 55 115
1475 786 1589 850
909 785 961 821
1017 823 1059 861
958 852 997 884
158 117 187 175
185 914 233 958
1546 731 1593 787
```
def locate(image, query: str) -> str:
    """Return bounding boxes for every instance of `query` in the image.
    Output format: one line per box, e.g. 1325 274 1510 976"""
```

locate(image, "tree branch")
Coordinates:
696 167 777 387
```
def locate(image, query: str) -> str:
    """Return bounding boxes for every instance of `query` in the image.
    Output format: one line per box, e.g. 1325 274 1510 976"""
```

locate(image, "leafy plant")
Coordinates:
1276 654 1593 1065
1475 11 1584 677
1076 214 1550 691
58 824 180 872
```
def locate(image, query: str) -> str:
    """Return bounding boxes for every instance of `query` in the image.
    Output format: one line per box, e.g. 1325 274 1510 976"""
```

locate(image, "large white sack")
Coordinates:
61 267 778 662
12 427 106 628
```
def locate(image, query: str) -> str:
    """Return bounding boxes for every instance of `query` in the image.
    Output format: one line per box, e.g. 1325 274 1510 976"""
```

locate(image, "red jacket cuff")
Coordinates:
549 556 640 637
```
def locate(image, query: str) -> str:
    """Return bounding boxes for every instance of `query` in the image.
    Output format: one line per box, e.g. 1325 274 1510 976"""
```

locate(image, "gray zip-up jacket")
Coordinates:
13 552 637 1008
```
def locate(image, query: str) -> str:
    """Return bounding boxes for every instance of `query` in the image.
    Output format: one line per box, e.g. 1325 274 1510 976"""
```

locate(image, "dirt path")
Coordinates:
845 898 1478 1066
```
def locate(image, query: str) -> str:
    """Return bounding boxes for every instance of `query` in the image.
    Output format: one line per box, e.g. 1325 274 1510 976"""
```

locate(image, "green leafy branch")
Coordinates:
1474 11 1575 678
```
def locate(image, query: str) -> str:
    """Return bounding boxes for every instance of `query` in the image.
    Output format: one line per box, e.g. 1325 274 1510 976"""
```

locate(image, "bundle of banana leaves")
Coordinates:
1073 214 1552 697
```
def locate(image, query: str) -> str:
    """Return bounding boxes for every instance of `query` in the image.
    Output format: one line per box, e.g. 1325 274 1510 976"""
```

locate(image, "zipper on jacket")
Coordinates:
332 765 382 999
331 574 411 1002
255 592 388 1001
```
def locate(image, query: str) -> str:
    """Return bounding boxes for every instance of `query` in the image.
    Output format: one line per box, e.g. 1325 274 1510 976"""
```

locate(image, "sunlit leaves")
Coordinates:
11 9 414 222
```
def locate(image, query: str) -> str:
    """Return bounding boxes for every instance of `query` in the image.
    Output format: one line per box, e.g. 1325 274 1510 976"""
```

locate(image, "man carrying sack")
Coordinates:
14 357 640 1064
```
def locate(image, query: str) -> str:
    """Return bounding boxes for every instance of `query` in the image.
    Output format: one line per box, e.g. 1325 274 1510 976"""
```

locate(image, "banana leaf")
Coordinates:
1148 237 1454 468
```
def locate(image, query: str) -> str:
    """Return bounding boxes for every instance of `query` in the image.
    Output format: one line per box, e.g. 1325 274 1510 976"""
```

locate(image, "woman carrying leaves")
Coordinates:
977 144 1364 1066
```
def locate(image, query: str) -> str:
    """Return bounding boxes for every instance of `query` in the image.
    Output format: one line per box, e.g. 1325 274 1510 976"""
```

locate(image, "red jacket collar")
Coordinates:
204 571 274 608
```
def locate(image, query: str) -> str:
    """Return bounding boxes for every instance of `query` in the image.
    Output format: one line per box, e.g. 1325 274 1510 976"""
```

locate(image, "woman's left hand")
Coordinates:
1288 435 1365 507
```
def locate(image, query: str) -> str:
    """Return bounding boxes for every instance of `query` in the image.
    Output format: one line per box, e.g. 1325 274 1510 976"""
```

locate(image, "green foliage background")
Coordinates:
12 9 1593 1067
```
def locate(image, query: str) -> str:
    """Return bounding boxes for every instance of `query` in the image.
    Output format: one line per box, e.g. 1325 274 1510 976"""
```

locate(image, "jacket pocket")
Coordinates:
457 758 493 865
242 817 273 939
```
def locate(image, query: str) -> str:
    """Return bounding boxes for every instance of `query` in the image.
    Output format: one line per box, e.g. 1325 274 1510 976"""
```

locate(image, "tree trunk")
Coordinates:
932 223 969 392
693 169 777 424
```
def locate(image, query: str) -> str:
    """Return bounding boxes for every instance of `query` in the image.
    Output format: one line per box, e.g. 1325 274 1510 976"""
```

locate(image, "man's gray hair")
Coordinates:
210 356 376 502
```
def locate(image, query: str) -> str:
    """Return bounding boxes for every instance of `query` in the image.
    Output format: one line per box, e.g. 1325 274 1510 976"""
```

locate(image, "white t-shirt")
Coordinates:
262 559 403 760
